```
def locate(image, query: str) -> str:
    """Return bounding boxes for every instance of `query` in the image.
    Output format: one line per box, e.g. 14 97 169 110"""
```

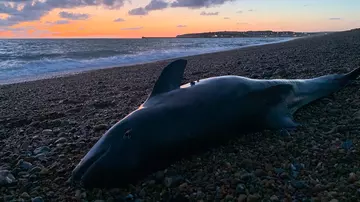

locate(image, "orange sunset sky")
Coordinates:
0 0 359 38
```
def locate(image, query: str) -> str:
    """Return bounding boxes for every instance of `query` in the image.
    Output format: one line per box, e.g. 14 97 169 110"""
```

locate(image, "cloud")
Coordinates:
2 25 54 37
59 11 89 20
128 7 148 15
177 24 186 28
53 20 70 25
236 10 242 14
171 0 233 9
114 18 125 22
237 22 249 25
0 0 127 27
329 17 342 20
248 9 254 12
144 0 168 11
42 20 70 25
121 26 143 30
200 11 219 16
224 17 229 19
128 0 168 16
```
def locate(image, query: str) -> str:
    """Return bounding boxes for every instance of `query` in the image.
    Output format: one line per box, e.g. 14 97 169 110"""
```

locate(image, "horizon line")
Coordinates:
0 30 338 40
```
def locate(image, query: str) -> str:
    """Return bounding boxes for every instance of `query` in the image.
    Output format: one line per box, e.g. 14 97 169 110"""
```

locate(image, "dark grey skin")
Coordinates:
71 59 360 188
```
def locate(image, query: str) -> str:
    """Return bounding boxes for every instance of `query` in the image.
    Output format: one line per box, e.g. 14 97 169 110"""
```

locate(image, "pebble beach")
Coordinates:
1 29 360 202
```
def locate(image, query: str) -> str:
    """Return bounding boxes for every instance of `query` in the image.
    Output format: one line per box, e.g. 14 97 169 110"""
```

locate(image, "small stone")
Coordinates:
280 172 291 179
164 176 183 188
329 199 339 202
238 194 247 202
42 129 53 135
125 194 134 200
353 110 360 119
265 164 273 171
179 183 188 191
0 170 16 186
93 200 105 202
274 168 284 174
254 169 266 177
20 192 30 199
349 172 357 183
139 188 146 197
313 184 326 192
30 166 42 174
291 180 307 189
225 162 232 168
240 173 254 181
17 159 33 170
225 195 234 201
3 195 14 201
279 129 291 136
155 170 165 182
39 168 49 175
239 159 253 169
196 191 205 199
54 137 67 144
33 146 51 155
94 124 108 131
34 153 47 161
270 195 279 201
75 190 82 198
236 184 246 194
31 197 44 202
247 194 260 202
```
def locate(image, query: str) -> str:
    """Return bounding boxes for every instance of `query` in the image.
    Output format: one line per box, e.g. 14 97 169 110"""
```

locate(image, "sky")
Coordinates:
0 0 359 38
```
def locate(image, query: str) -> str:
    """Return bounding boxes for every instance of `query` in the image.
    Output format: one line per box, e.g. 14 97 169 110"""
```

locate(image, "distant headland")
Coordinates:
175 31 328 38
141 31 328 39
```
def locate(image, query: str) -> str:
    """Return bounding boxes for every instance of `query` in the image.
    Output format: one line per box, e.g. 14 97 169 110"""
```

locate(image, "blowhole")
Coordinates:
123 129 132 139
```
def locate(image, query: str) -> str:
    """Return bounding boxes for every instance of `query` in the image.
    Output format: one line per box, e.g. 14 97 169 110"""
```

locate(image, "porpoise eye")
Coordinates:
123 129 132 140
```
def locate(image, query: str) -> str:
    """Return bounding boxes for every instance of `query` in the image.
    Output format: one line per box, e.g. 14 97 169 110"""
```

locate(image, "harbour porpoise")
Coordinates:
71 59 360 188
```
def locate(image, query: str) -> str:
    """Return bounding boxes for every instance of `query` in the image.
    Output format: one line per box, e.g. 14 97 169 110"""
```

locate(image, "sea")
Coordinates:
0 37 294 84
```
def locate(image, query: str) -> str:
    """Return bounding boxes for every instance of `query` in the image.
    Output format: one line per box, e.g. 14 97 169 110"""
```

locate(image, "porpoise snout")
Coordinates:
71 144 139 188
71 145 111 187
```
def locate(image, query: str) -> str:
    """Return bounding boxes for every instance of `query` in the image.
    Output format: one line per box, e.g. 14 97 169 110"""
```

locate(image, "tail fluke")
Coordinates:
343 67 360 81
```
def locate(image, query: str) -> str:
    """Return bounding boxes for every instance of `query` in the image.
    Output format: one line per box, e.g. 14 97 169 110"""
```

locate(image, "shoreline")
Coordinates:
1 29 359 201
0 36 299 86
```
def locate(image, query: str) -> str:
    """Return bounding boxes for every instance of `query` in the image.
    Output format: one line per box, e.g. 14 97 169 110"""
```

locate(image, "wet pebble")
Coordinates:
54 137 67 144
238 194 247 202
17 159 33 170
254 169 267 177
30 166 43 174
0 170 16 186
236 183 246 194
42 129 53 135
247 194 260 202
164 176 183 188
240 173 254 181
270 195 279 201
33 146 51 155
291 180 308 189
20 192 30 199
31 196 44 202
348 172 357 183
94 124 108 131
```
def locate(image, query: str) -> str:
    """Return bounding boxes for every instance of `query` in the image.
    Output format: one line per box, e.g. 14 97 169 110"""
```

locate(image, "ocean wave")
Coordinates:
0 37 294 84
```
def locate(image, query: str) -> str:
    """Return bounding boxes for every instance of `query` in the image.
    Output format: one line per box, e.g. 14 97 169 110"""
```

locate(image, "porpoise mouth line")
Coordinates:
72 146 110 183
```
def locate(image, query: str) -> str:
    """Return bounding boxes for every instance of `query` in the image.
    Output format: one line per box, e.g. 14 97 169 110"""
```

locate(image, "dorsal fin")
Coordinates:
148 59 187 98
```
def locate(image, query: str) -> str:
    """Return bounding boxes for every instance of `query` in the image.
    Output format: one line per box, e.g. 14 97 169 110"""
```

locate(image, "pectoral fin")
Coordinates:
248 84 301 130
